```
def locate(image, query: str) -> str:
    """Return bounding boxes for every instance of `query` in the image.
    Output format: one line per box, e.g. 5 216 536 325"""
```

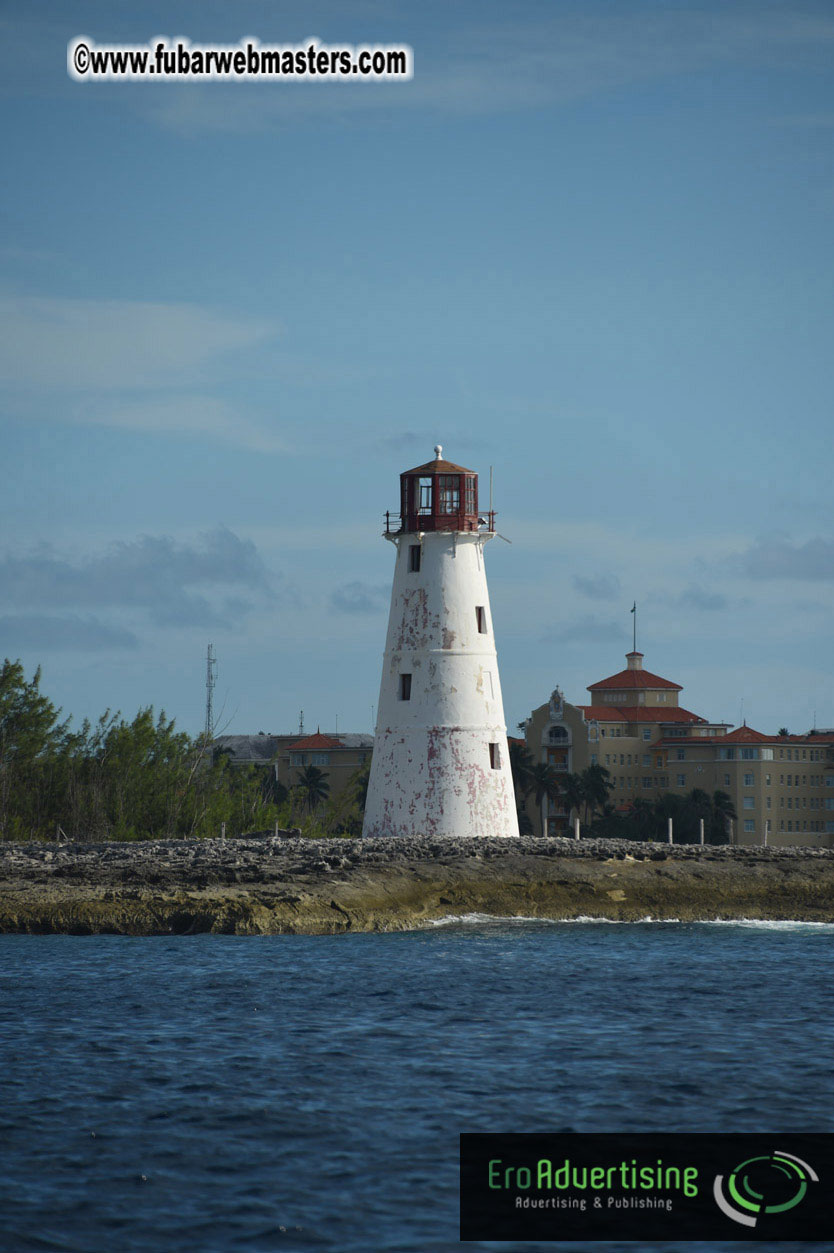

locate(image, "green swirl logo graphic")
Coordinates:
713 1151 818 1228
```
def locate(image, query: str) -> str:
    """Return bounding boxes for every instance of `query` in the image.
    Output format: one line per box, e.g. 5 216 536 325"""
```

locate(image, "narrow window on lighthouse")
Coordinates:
409 545 421 572
489 742 500 769
438 475 460 514
476 605 487 633
399 674 412 701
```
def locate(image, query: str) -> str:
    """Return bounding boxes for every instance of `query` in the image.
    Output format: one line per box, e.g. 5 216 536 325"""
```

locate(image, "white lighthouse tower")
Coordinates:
362 446 519 839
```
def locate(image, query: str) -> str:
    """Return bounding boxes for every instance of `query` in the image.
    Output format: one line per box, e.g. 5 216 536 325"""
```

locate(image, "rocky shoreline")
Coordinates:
1 835 834 935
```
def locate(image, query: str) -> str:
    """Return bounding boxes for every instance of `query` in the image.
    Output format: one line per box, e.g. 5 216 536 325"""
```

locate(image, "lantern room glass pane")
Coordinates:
438 475 460 514
418 478 433 514
465 478 475 514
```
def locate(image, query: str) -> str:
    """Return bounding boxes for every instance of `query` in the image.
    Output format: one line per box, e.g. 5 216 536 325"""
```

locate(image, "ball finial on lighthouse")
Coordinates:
362 447 519 840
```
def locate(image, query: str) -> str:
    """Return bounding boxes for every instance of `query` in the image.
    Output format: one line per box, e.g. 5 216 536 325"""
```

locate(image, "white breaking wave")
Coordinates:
425 913 679 928
424 914 834 930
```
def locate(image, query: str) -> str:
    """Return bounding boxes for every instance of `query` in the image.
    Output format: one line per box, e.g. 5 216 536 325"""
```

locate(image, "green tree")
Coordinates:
558 772 586 828
579 763 613 827
295 764 330 814
711 790 737 844
0 659 72 839
509 741 536 834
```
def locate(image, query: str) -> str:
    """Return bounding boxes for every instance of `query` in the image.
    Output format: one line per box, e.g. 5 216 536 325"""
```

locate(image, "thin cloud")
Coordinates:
134 8 834 135
0 294 277 391
0 614 138 652
742 536 834 582
330 581 389 614
543 616 623 645
77 394 286 453
572 573 621 601
1 528 276 628
669 585 729 612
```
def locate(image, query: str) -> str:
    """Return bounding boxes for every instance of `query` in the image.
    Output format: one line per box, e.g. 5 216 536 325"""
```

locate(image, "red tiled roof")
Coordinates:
287 732 343 751
588 669 682 692
403 457 474 476
578 705 705 724
653 724 821 749
718 725 772 744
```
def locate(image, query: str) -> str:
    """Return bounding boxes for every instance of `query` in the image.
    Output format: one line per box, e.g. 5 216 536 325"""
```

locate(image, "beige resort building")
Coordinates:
214 730 373 800
523 650 834 848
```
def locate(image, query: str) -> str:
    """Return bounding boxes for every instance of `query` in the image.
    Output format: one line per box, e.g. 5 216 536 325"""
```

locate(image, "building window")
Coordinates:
676 749 686 761
290 753 305 766
642 777 652 789
765 773 771 786
489 742 500 769
826 799 834 811
743 797 755 810
744 772 754 786
761 748 773 760
465 478 475 514
476 605 487 634
766 797 771 809
741 748 756 760
724 773 730 786
827 776 834 787
643 729 651 741
642 754 650 767
418 477 433 514
409 544 421 572
399 674 412 701
549 726 568 742
677 773 686 787
719 748 735 761
311 752 330 766
438 475 460 514
744 819 755 833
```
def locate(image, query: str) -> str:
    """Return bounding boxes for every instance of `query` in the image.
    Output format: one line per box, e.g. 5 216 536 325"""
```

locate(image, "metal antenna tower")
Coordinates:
204 643 217 741
298 709 305 737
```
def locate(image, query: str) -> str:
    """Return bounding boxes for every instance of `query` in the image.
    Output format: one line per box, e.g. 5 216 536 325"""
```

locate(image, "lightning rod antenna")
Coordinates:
204 643 217 741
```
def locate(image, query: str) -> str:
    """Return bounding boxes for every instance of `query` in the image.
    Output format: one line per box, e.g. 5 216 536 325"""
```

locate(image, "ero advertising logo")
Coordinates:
713 1149 818 1229
460 1133 834 1242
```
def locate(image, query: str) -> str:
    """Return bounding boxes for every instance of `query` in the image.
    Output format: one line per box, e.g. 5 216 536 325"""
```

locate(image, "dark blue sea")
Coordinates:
1 919 833 1253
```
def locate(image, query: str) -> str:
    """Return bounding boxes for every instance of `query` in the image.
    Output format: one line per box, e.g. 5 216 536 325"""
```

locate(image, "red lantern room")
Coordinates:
387 445 492 534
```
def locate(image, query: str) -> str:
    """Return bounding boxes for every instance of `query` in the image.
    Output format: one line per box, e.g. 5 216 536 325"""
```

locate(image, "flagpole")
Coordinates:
631 601 637 653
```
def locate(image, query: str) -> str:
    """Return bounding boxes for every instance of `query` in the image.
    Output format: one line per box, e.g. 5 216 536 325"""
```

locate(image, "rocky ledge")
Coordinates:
1 835 833 935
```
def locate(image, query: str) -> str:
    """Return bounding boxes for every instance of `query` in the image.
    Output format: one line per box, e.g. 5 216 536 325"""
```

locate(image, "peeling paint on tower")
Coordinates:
362 446 519 840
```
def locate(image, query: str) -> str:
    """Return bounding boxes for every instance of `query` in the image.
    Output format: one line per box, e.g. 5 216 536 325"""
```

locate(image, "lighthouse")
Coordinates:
362 446 519 839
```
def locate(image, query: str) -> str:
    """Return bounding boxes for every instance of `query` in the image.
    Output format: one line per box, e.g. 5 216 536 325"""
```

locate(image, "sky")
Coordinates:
1 0 833 741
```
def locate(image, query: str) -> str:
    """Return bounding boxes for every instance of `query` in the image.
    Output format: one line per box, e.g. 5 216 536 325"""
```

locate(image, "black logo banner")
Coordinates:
460 1133 834 1241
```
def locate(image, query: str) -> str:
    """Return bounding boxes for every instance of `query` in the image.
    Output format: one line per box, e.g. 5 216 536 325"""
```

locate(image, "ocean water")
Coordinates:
1 919 833 1253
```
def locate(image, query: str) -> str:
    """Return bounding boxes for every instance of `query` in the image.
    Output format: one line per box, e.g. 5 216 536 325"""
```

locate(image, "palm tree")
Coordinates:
559 772 586 828
711 790 737 844
626 797 655 841
295 764 330 813
509 741 536 801
530 762 562 809
580 763 613 827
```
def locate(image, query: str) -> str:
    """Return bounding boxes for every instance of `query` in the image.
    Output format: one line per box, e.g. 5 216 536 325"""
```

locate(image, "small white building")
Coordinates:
362 446 518 839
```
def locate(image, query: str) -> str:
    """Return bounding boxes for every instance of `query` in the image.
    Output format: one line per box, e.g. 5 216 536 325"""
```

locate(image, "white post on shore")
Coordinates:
574 815 580 840
221 821 226 840
699 817 705 845
667 817 673 844
764 819 769 847
274 820 280 838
